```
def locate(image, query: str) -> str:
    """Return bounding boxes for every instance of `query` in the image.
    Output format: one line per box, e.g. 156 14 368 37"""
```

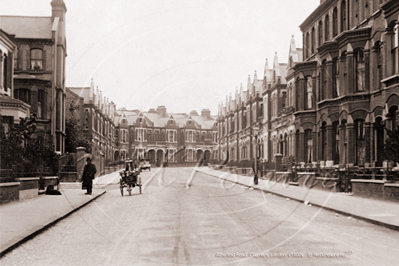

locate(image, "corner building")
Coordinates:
0 0 68 153
295 0 399 167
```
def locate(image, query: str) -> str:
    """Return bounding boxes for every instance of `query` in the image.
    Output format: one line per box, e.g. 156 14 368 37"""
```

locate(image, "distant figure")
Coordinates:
162 160 168 167
82 157 97 195
45 185 62 195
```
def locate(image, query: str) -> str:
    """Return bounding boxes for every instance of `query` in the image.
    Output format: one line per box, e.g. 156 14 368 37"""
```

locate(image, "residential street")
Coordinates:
1 167 399 266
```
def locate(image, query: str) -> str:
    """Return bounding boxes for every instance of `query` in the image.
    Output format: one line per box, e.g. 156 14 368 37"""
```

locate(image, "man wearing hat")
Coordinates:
82 157 97 195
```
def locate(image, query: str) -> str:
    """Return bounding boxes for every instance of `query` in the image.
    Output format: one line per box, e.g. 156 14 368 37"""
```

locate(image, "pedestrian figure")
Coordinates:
82 157 96 195
45 185 62 195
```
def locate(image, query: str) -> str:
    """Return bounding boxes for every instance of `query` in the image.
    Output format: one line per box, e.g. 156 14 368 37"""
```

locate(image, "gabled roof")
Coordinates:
191 115 216 130
111 107 216 130
67 87 90 103
0 16 52 39
127 113 140 125
143 112 169 127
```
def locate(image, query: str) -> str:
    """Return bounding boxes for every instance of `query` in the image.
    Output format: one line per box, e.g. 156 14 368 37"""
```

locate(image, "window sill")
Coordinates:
381 74 399 88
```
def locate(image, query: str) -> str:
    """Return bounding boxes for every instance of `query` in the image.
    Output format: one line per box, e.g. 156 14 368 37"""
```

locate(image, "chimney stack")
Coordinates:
156 106 167 117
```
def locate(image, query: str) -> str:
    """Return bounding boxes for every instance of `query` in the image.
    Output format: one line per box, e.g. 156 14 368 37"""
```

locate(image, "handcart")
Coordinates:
119 160 142 196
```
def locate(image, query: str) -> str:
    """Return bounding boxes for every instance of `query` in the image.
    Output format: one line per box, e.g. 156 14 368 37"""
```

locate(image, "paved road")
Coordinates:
1 167 399 266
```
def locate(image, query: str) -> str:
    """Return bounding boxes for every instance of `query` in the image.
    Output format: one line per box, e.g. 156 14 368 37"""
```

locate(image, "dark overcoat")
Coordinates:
82 163 97 187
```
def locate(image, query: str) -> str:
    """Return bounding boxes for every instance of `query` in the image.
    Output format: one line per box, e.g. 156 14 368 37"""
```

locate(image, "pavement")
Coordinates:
0 181 107 257
196 167 399 231
1 167 399 258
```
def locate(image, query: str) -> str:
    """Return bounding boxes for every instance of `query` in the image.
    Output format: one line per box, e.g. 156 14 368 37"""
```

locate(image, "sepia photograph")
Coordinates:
1 0 399 265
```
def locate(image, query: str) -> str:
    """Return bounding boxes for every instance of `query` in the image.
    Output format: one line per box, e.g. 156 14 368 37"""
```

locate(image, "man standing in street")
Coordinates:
82 157 96 195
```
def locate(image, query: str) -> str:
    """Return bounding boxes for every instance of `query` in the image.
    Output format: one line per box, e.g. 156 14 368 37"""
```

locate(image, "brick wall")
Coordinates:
351 180 399 202
0 183 19 205
384 184 399 202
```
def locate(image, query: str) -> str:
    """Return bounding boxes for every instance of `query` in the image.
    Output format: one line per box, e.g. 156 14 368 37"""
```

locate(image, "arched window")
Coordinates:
333 7 338 37
2 53 7 91
295 78 300 109
305 77 313 109
282 91 287 109
279 135 284 155
318 20 323 47
259 103 264 117
289 84 293 106
321 60 327 100
332 57 339 97
332 121 340 164
295 130 300 162
341 119 347 165
306 32 310 58
321 122 327 161
284 133 288 156
37 90 45 118
305 129 313 163
122 130 126 143
311 27 315 54
30 49 43 71
355 49 365 92
374 117 384 166
391 22 398 75
242 110 246 129
341 0 346 32
355 119 366 166
325 14 330 42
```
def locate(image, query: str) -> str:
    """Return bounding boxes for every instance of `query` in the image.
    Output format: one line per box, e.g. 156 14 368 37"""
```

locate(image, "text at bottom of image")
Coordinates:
215 250 353 258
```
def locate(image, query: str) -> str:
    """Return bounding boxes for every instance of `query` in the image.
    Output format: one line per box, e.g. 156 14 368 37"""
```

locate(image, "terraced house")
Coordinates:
217 69 264 167
295 0 399 168
216 37 302 170
67 81 218 167
66 79 117 173
217 0 399 171
116 107 218 167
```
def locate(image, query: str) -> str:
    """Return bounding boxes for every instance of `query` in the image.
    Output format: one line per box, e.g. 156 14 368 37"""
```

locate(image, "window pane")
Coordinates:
31 49 43 70
31 49 42 59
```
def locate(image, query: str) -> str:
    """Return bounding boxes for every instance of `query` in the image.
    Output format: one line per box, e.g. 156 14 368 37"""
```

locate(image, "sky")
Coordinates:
2 0 320 115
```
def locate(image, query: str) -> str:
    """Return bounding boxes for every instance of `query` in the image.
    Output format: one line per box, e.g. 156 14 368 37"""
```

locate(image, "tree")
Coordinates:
0 113 59 176
65 102 91 153
0 113 37 169
380 129 399 165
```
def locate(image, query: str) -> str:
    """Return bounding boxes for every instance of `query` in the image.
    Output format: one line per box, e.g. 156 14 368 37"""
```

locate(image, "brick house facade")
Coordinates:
67 79 117 174
217 0 399 169
116 107 218 166
0 0 68 153
296 0 399 167
67 81 218 167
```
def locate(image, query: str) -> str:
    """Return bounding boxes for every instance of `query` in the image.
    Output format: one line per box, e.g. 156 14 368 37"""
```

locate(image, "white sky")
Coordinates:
2 0 320 115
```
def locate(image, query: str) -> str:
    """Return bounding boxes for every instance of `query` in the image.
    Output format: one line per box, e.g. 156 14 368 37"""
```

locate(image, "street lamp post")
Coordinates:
253 126 259 185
